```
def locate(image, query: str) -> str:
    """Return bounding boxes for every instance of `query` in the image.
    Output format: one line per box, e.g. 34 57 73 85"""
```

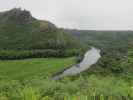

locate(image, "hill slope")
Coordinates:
0 8 80 50
0 8 81 59
64 29 133 52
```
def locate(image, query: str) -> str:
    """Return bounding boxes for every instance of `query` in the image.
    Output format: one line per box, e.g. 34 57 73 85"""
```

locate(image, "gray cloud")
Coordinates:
0 0 133 30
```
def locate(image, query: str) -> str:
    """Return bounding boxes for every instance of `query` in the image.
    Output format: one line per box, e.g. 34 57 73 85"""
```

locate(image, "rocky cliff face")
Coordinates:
10 8 35 24
0 8 35 24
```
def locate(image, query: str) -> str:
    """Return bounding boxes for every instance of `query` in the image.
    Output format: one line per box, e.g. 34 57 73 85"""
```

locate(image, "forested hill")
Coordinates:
0 8 81 59
63 29 133 76
64 29 133 52
0 8 81 50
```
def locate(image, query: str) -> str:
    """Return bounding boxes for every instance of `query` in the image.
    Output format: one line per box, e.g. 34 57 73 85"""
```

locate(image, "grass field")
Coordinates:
0 57 75 80
0 57 132 99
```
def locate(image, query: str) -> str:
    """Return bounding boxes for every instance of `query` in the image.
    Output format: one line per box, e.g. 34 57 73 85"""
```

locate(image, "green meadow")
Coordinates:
0 57 75 80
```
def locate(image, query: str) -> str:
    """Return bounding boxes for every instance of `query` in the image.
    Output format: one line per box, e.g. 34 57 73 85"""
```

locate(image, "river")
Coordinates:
52 47 101 80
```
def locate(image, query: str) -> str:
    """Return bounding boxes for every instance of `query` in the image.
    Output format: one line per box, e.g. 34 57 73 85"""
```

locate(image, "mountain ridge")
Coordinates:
0 8 81 59
0 8 80 50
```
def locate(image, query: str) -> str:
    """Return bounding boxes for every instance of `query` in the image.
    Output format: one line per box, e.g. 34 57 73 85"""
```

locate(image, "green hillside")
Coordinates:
0 8 81 59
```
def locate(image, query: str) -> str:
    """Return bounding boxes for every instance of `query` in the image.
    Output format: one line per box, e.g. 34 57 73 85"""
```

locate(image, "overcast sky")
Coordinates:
0 0 133 30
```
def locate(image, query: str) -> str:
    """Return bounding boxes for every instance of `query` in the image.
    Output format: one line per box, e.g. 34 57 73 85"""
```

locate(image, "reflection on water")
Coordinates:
52 47 101 80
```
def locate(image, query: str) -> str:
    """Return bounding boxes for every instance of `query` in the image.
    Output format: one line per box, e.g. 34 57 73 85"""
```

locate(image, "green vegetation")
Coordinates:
0 8 82 59
1 8 133 100
65 30 133 74
0 75 133 100
63 29 133 99
0 49 81 60
0 57 75 80
0 30 133 99
64 30 132 51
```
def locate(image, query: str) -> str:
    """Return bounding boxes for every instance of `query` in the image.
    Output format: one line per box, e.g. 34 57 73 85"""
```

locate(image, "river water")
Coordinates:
52 47 101 80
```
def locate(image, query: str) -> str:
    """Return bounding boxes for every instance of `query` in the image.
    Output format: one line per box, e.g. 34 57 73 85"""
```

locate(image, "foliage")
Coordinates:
1 9 133 99
0 75 132 100
0 57 75 80
21 87 39 100
0 49 81 60
65 29 133 75
0 8 82 59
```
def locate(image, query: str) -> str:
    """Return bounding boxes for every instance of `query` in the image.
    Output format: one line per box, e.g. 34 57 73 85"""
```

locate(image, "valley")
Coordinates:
0 8 133 100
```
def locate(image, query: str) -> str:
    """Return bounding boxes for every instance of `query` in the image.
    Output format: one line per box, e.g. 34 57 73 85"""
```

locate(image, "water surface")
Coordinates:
52 47 101 80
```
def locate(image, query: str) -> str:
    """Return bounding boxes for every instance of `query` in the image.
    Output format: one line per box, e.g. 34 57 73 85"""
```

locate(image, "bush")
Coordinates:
0 75 132 100
0 49 81 60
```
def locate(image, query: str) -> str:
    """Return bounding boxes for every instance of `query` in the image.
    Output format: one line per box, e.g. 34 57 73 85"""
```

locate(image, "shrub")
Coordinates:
0 49 81 60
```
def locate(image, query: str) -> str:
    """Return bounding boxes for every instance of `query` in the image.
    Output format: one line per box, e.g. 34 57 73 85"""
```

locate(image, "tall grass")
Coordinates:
0 75 133 100
21 87 39 100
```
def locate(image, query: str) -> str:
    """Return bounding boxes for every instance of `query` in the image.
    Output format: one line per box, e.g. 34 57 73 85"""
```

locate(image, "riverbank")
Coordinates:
52 48 101 80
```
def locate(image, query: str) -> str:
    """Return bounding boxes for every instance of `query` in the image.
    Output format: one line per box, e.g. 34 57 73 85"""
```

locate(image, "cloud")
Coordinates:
0 0 133 30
